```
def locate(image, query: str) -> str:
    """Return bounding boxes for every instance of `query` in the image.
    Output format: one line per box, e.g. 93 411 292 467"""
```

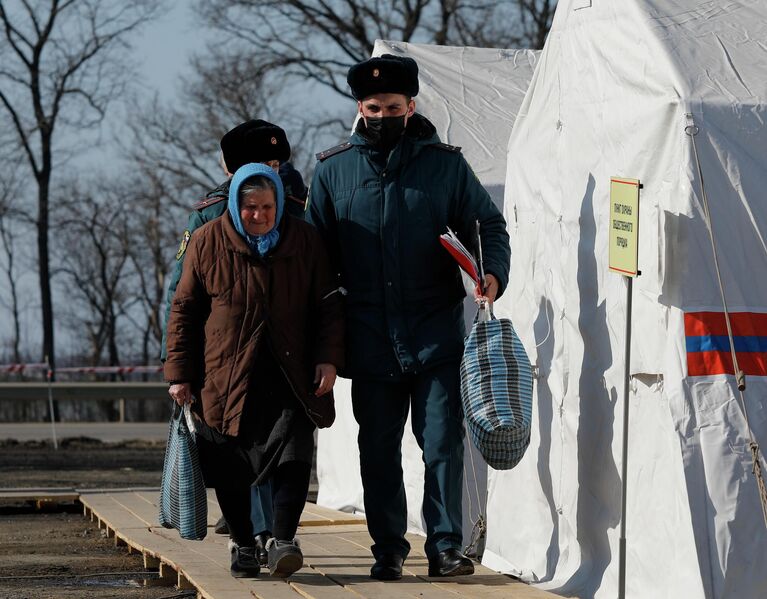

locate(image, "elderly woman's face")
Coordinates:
240 188 276 236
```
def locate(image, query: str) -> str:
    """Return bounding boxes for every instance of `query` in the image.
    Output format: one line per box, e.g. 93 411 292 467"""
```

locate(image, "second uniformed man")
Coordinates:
162 119 306 566
307 54 511 580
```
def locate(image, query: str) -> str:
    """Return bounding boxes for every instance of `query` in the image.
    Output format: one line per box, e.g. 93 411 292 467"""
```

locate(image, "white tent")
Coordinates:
317 40 539 542
487 1 767 598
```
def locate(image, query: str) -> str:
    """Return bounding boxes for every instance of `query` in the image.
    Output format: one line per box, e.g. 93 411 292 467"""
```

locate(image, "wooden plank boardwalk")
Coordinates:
3 488 557 599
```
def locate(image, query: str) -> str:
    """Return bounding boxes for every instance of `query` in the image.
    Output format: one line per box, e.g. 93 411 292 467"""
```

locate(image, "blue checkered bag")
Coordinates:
460 304 534 470
159 402 207 540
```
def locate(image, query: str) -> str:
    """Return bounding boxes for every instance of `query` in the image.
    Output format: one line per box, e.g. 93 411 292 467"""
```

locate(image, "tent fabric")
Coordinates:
316 40 538 541
486 1 767 598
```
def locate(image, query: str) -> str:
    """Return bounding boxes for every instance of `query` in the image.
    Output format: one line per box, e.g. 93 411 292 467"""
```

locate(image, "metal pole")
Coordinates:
618 275 633 599
45 355 58 450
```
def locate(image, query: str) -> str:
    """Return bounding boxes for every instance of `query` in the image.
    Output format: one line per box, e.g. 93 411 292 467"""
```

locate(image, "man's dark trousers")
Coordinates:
351 360 465 560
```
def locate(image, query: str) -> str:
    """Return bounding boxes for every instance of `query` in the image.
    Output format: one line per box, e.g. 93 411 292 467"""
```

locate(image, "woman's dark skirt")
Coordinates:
195 345 315 488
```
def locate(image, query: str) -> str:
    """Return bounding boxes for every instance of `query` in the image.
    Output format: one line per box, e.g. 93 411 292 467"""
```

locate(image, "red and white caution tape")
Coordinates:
0 363 162 374
0 363 48 373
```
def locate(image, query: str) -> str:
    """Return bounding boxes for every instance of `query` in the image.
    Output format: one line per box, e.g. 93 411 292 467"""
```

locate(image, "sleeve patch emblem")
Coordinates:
175 230 191 261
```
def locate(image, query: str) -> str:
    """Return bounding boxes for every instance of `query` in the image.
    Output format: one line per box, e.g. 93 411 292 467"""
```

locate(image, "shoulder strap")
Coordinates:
191 195 226 211
433 142 462 153
315 142 353 161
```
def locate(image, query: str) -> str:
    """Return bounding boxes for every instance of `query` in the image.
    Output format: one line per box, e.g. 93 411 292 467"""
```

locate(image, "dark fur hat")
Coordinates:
347 54 419 100
220 119 291 173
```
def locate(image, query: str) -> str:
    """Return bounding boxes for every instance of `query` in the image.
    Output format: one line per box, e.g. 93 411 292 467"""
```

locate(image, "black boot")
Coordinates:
254 531 270 565
266 538 303 578
427 548 474 577
229 541 260 578
214 515 229 535
370 553 404 580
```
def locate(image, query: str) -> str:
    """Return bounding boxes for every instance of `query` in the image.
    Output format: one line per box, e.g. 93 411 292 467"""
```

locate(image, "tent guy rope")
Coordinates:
685 114 767 529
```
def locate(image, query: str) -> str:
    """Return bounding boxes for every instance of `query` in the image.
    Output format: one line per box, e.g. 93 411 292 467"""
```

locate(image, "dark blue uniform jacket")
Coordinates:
307 114 510 380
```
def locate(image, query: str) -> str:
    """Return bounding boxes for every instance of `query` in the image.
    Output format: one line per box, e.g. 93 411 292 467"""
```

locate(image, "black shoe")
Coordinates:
370 553 404 580
427 548 474 577
254 532 270 566
229 541 260 578
214 516 229 535
266 538 303 578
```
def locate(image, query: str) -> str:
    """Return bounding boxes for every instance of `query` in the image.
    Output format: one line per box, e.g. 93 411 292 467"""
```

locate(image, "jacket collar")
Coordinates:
350 113 440 149
206 179 230 201
350 113 440 170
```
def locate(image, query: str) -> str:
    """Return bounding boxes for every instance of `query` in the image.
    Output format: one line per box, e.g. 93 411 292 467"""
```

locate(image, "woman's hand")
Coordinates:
314 363 337 396
169 382 193 406
474 273 499 304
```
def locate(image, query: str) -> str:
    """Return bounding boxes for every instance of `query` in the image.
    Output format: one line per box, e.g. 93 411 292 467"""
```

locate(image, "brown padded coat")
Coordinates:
164 212 345 436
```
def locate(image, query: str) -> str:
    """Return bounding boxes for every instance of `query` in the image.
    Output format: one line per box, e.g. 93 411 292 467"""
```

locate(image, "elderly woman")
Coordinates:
164 163 344 579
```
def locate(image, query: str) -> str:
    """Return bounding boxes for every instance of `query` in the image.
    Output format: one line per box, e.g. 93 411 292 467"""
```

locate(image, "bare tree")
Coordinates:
515 0 556 50
126 94 222 210
197 0 556 100
185 0 556 172
124 47 288 209
57 189 134 368
0 0 164 369
444 0 554 49
0 217 22 363
181 48 342 169
122 169 185 366
199 0 460 97
0 155 24 363
127 0 555 212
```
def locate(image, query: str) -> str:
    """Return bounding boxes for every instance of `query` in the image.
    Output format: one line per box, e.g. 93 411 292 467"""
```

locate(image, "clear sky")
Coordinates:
134 2 200 100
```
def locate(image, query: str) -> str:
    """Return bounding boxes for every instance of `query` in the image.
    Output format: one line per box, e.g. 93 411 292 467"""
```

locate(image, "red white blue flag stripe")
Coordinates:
685 312 767 377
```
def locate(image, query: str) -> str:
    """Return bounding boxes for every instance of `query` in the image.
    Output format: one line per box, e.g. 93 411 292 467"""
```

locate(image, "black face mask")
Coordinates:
358 115 407 150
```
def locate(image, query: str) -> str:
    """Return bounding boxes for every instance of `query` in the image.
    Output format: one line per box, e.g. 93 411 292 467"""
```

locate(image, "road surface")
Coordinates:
0 422 168 442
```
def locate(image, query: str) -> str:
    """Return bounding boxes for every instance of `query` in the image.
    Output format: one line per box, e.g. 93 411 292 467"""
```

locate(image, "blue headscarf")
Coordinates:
228 163 285 256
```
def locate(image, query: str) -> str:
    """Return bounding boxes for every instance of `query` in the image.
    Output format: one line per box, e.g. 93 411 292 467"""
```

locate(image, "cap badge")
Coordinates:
372 68 380 78
271 137 277 144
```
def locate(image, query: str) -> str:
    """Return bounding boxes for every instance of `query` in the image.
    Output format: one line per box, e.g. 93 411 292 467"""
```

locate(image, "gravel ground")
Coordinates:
0 509 190 599
0 436 319 599
0 438 174 599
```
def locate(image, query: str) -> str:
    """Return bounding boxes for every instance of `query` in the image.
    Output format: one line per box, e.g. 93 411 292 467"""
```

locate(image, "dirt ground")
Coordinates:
0 437 165 489
0 438 188 599
0 437 320 599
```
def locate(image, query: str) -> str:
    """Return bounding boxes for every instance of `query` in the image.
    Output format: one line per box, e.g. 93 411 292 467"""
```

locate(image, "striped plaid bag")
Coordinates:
460 304 534 470
159 402 207 540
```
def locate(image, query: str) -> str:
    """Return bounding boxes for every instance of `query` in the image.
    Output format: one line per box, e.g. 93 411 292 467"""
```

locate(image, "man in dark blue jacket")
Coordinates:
307 54 511 580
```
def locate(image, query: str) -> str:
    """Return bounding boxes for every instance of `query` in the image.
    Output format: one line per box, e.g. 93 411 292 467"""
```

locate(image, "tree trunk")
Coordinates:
37 161 58 420
0 220 22 364
9 265 21 364
37 151 54 362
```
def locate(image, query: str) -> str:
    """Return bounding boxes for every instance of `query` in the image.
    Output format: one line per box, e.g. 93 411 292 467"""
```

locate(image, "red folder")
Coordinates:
439 227 480 285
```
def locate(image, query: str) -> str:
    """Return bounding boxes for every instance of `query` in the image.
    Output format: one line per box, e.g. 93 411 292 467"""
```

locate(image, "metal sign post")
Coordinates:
44 355 58 450
609 177 641 599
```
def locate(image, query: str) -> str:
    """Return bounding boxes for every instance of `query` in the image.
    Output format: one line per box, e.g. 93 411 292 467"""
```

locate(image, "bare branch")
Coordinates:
0 3 34 65
0 0 166 366
0 89 40 175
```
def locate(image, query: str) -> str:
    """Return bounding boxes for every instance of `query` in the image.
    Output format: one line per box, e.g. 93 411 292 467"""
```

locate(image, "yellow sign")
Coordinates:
609 177 640 276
